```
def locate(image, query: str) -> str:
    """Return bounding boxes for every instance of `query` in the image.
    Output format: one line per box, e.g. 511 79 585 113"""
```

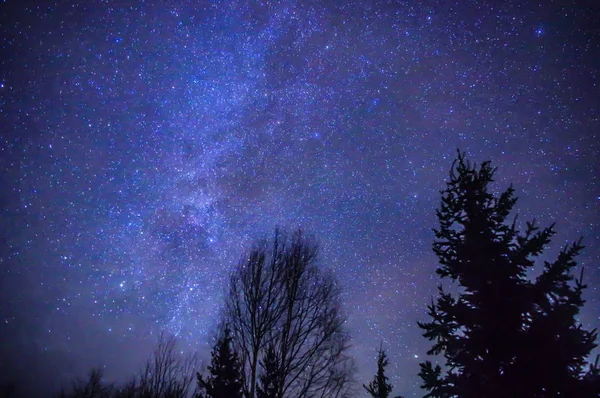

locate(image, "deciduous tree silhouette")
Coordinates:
224 228 354 398
138 332 199 398
363 344 403 398
418 151 599 397
55 368 114 398
55 333 198 398
196 325 244 398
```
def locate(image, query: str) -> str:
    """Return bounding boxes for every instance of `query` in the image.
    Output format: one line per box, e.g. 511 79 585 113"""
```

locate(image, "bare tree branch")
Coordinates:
224 228 355 398
137 332 199 398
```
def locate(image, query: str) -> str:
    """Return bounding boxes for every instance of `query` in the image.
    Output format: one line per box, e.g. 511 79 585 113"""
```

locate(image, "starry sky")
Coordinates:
1 0 599 396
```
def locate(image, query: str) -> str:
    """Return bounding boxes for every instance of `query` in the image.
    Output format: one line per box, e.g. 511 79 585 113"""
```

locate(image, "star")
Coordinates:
0 1 598 397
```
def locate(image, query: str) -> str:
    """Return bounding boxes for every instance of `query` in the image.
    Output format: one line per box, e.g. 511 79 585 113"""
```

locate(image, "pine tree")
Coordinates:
363 344 403 398
256 343 282 398
197 325 244 398
582 355 600 395
418 151 599 398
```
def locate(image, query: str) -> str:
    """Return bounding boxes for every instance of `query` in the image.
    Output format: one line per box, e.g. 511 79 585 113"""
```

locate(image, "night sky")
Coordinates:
1 1 599 396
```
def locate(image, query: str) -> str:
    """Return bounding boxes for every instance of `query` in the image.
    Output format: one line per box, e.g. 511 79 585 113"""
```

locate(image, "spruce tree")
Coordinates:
363 344 403 398
582 355 600 395
197 325 244 398
256 343 282 398
418 151 598 398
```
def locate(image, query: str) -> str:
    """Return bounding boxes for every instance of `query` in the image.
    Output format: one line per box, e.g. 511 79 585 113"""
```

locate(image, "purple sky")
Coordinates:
1 1 598 396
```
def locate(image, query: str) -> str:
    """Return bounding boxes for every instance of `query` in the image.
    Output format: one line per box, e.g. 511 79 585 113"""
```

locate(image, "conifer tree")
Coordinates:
363 345 403 398
581 355 600 395
418 151 599 398
256 343 282 398
197 325 244 398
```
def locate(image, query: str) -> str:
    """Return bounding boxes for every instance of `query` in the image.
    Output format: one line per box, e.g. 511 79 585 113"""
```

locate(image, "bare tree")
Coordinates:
54 333 199 398
112 378 138 398
56 368 115 398
137 332 199 398
225 229 354 398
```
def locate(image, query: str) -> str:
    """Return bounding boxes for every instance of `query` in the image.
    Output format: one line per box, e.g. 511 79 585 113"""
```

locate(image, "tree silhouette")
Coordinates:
55 368 114 398
196 325 244 398
0 381 17 398
138 332 199 398
55 333 198 398
581 355 600 395
418 151 599 397
224 228 354 398
256 343 282 398
363 344 403 398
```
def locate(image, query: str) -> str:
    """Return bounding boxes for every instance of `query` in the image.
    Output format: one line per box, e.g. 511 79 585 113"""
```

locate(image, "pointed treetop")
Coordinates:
363 344 403 398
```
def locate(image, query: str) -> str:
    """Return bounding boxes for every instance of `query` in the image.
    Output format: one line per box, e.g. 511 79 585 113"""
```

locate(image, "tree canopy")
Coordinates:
363 344 403 398
196 325 244 398
224 228 355 398
418 151 599 397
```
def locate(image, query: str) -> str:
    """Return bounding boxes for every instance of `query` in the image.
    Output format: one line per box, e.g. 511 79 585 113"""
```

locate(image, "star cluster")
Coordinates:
1 1 598 396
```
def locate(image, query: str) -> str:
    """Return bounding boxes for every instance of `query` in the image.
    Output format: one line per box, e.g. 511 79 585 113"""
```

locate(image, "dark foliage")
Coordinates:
0 381 17 398
363 345 403 398
256 343 282 398
418 151 599 397
196 325 244 398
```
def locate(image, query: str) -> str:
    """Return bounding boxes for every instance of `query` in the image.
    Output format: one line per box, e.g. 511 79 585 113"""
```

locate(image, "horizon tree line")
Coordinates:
7 151 598 398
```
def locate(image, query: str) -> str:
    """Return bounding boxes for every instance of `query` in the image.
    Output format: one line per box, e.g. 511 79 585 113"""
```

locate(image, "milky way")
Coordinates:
1 1 599 396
